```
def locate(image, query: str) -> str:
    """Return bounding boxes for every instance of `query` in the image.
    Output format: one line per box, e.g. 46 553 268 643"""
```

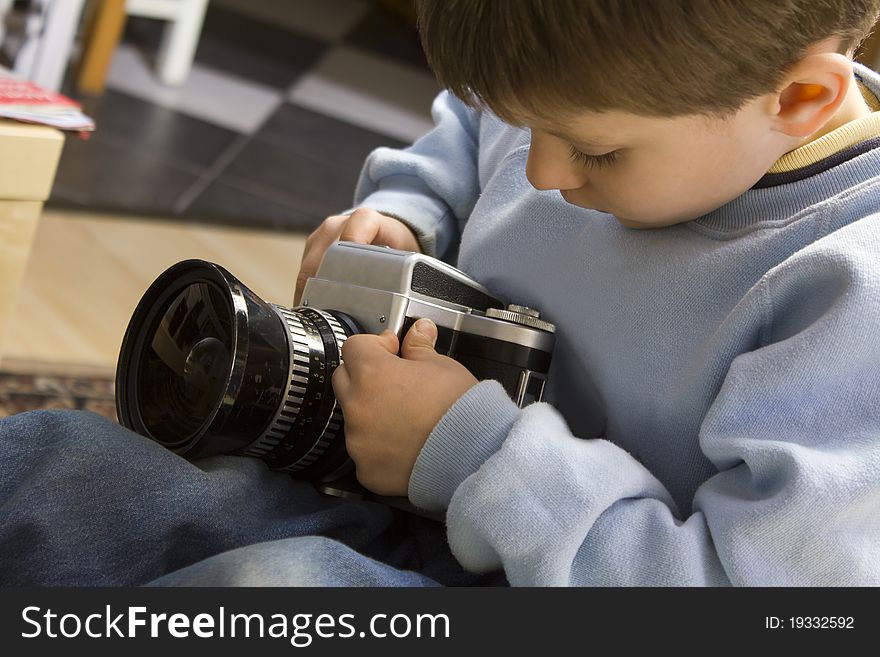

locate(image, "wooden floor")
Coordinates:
1 209 306 375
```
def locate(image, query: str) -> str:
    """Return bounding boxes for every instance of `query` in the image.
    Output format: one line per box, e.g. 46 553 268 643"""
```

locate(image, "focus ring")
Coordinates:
281 309 348 472
240 305 312 457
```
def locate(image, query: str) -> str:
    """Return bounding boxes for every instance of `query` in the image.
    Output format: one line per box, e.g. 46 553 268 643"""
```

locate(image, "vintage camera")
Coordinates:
115 242 555 506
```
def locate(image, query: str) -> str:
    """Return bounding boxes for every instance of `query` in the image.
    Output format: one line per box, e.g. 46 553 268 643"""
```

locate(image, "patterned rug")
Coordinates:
0 370 117 421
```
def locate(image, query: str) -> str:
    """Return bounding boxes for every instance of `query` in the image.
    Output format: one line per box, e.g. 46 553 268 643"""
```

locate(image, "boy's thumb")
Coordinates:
400 318 439 360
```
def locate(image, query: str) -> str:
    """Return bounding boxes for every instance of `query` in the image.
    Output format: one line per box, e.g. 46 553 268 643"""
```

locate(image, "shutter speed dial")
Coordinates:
486 305 555 333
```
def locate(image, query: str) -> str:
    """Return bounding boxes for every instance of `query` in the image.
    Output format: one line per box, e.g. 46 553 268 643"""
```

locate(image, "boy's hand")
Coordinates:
332 319 478 497
294 207 421 305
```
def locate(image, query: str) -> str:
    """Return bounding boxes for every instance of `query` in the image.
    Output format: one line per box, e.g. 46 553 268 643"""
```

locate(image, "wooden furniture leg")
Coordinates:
76 0 127 95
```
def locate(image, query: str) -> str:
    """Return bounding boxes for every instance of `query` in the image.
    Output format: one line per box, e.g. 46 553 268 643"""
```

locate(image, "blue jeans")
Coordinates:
0 410 506 586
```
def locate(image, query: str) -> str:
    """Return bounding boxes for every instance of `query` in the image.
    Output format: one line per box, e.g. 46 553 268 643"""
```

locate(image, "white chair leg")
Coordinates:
10 0 86 90
155 0 208 86
28 0 87 90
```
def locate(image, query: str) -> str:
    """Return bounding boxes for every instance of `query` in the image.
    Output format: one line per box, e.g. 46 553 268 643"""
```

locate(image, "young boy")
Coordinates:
296 0 880 585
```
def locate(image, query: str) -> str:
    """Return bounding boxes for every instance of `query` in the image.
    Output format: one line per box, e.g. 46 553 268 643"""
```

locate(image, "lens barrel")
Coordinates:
240 304 356 480
116 260 357 480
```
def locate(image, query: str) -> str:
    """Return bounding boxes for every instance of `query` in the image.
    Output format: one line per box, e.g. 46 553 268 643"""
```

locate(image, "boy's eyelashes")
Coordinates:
567 145 621 170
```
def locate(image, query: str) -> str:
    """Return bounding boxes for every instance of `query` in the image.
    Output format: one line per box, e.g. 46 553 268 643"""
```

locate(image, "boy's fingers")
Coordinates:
375 329 400 355
340 332 400 375
338 207 383 244
377 218 422 252
294 208 420 305
294 265 315 305
400 319 438 361
331 363 351 400
294 215 348 304
341 208 421 252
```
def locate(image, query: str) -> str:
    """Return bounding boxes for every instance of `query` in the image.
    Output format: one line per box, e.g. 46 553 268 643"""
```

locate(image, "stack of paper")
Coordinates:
0 68 94 132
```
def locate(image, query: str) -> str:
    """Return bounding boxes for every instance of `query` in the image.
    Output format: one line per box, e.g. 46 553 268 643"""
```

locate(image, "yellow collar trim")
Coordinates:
768 82 880 174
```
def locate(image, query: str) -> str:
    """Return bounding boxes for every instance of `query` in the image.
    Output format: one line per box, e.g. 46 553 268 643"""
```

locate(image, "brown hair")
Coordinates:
415 0 880 122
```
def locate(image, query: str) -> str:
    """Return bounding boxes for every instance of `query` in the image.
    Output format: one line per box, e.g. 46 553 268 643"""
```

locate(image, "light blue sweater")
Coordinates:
353 64 880 586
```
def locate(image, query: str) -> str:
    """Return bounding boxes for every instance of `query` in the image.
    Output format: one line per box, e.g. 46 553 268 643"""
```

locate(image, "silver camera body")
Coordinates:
299 242 555 408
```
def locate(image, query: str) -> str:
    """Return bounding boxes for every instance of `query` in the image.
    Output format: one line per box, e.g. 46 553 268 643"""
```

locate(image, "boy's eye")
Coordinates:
568 145 620 170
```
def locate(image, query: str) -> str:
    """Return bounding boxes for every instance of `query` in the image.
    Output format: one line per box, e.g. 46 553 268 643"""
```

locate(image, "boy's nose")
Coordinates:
525 130 585 192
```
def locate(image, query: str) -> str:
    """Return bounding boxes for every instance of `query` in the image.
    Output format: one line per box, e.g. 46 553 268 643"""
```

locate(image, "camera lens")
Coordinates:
116 260 359 481
138 281 233 447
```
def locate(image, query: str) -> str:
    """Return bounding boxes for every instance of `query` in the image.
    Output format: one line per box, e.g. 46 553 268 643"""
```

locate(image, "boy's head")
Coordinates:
415 0 880 227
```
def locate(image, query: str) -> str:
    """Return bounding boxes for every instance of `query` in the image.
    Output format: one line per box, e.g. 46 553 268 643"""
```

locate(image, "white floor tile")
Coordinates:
288 46 439 143
106 45 283 134
212 0 371 42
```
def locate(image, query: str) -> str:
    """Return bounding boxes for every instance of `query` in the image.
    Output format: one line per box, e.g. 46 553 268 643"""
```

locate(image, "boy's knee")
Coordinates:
0 409 114 446
149 537 357 586
150 536 437 587
0 409 155 474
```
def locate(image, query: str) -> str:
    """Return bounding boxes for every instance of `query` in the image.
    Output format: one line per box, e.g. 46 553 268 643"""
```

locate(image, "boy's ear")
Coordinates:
770 52 853 138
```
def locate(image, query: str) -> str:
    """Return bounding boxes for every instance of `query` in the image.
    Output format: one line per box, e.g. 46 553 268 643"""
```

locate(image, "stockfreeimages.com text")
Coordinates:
21 605 450 646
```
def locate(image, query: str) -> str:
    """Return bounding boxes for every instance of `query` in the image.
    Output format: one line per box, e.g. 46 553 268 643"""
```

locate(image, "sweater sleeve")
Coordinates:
351 90 482 259
408 220 880 586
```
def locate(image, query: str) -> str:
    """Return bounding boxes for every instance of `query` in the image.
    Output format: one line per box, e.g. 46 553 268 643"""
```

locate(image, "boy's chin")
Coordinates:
561 191 612 215
613 214 694 230
559 192 697 228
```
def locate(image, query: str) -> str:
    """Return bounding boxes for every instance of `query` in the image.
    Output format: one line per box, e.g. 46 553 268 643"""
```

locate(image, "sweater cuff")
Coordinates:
408 380 520 512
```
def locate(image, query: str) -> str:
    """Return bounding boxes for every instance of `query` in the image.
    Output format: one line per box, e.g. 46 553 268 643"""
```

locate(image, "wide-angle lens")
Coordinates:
116 259 358 480
138 281 233 446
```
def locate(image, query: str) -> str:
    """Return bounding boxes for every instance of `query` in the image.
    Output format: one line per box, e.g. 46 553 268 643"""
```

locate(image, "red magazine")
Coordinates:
0 68 94 132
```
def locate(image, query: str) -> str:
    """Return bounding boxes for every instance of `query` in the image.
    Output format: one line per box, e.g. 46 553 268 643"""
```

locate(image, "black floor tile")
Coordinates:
181 105 412 232
213 137 361 219
184 177 325 233
343 6 430 73
50 138 200 214
69 89 241 169
122 16 168 53
193 32 326 91
124 4 330 90
256 103 407 169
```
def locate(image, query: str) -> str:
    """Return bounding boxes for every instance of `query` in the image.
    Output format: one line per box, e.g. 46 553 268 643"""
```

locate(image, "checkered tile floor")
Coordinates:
50 0 439 233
